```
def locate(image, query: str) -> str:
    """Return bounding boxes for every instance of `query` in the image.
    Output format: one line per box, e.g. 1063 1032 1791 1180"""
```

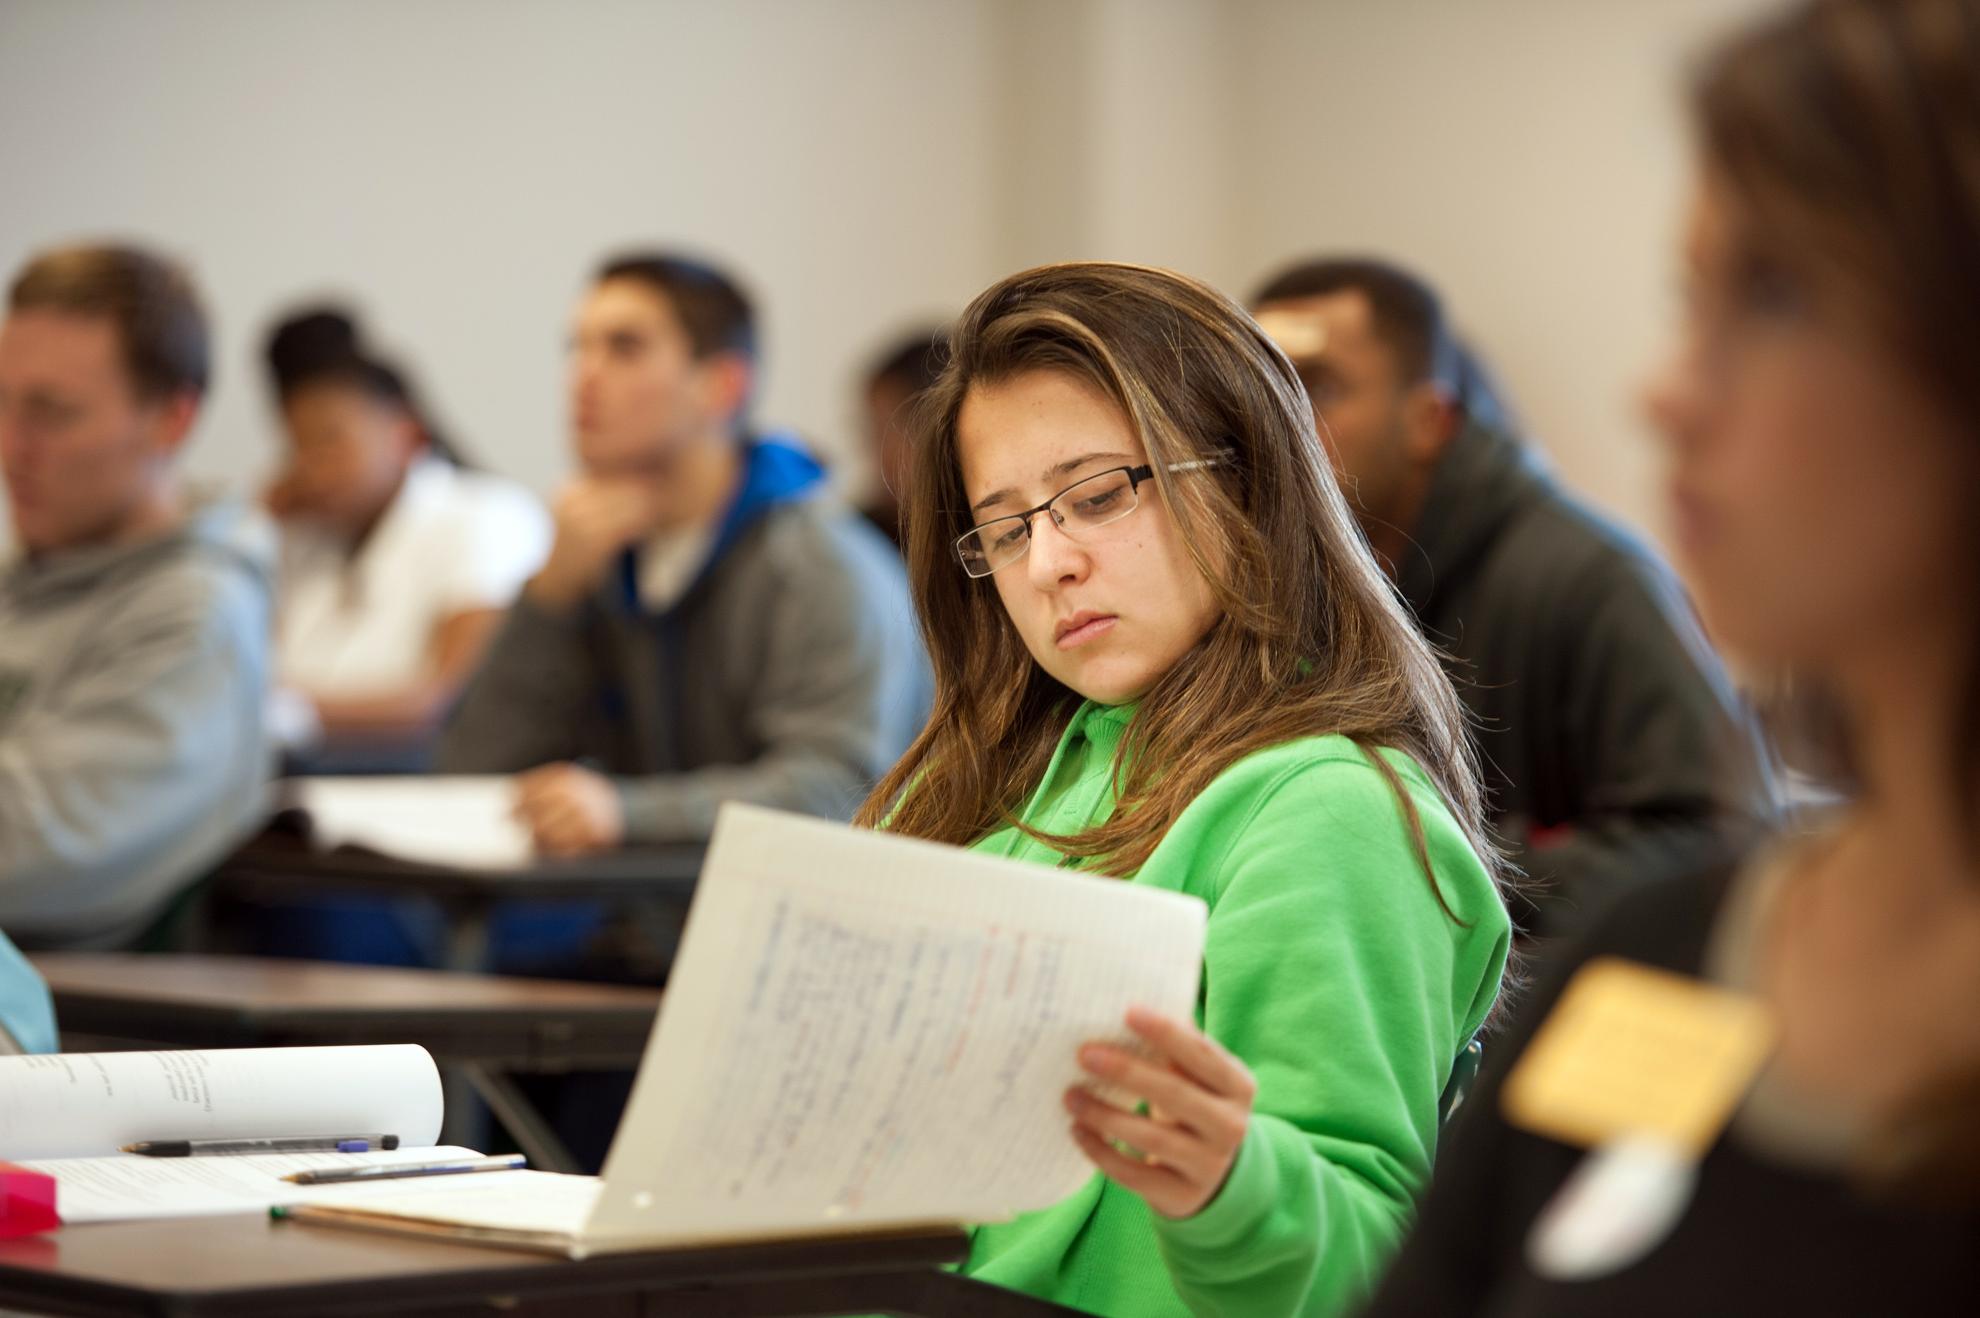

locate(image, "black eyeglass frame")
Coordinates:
952 452 1229 578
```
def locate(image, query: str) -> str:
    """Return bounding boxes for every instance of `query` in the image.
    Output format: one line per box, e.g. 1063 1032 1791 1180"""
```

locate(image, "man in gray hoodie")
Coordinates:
440 253 927 858
0 244 273 949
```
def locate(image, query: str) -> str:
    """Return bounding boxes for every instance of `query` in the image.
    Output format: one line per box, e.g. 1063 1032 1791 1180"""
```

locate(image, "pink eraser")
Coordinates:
0 1163 60 1238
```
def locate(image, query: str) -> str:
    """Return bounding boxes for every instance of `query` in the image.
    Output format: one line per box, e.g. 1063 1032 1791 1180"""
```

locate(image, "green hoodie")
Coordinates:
959 699 1510 1317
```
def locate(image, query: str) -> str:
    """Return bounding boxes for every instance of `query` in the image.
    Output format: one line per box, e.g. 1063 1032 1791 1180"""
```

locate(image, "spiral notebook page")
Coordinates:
582 803 1207 1251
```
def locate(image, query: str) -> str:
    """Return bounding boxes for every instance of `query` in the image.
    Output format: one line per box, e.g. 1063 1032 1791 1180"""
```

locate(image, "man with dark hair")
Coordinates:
441 252 927 861
0 243 273 948
857 326 948 546
1253 256 1775 943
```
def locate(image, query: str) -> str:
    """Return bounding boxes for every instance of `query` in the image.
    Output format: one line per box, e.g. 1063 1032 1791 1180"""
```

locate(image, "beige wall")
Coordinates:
0 0 1000 505
1 0 1776 543
1228 0 1772 538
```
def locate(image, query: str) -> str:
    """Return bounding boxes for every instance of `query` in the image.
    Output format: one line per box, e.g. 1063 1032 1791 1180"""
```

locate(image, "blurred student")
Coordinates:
441 252 927 855
0 244 271 948
1363 0 1980 1311
856 326 947 546
263 308 548 764
1252 259 1775 943
863 261 1511 1317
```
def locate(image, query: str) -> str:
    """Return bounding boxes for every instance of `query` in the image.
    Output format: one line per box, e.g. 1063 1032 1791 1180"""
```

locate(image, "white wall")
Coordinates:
0 0 1000 503
1 0 1776 544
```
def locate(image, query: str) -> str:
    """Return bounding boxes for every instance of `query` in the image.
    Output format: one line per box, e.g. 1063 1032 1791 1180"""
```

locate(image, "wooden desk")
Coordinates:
213 830 704 972
30 953 662 1174
0 1214 1085 1316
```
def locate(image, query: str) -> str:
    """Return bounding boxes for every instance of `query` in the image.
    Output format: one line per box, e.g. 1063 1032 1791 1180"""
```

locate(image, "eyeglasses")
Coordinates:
954 454 1228 578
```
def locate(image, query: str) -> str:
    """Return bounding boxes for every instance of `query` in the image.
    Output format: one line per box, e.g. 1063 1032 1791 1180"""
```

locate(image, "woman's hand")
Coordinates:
1065 1006 1257 1219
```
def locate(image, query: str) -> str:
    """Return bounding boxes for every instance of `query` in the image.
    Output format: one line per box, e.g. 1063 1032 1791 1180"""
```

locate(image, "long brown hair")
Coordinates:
856 261 1500 913
1694 0 1980 825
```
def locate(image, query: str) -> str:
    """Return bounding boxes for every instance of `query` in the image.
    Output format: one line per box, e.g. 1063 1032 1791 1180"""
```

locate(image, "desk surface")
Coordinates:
32 953 662 1068
215 831 704 904
0 1214 972 1318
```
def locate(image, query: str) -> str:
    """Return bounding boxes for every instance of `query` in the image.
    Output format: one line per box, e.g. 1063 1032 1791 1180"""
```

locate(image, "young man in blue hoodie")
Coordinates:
440 253 927 858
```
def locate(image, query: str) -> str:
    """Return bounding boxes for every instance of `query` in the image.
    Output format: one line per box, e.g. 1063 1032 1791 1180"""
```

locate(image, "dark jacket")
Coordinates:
1394 421 1775 940
1359 863 1978 1316
438 437 930 842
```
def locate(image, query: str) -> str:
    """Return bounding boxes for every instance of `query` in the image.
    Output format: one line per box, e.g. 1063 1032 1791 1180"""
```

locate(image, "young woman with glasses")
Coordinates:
855 261 1513 1317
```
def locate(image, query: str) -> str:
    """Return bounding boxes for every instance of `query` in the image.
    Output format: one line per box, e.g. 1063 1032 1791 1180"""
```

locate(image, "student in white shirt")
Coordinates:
263 309 549 759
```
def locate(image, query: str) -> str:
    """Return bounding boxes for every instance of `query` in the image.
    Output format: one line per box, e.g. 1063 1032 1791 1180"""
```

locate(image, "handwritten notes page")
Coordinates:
288 776 534 868
582 803 1208 1251
0 1045 444 1161
289 807 1205 1255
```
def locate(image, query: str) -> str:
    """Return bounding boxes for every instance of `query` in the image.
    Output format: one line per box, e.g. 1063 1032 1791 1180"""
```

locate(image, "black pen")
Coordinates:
122 1135 401 1157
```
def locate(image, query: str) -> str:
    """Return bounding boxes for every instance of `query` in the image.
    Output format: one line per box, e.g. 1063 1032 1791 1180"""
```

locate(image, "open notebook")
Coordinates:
289 802 1209 1256
0 1044 493 1223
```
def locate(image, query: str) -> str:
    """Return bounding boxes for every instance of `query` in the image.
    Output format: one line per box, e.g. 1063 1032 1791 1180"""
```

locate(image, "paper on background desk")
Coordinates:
287 776 534 868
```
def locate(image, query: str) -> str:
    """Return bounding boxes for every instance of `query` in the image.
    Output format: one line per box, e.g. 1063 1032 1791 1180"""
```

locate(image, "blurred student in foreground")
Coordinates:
263 307 548 767
440 252 927 854
0 243 271 948
1363 0 1980 1311
866 261 1510 1316
1251 259 1776 945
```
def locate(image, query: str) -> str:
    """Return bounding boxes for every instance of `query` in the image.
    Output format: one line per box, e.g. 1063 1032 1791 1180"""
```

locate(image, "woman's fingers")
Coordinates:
1125 1008 1257 1103
1064 1090 1216 1180
1078 1046 1242 1144
1069 1014 1258 1219
1069 1124 1194 1213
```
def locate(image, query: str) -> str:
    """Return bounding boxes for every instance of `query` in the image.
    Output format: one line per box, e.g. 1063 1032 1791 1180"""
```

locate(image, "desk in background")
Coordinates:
212 830 704 972
31 952 662 1173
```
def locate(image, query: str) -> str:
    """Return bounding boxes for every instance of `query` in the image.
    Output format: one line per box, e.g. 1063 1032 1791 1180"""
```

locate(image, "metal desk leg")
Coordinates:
438 1065 491 1152
461 1062 582 1173
442 902 492 974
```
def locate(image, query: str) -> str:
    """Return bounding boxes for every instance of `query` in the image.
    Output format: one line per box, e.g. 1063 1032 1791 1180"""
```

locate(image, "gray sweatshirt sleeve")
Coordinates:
613 534 928 843
436 594 595 773
0 572 267 942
